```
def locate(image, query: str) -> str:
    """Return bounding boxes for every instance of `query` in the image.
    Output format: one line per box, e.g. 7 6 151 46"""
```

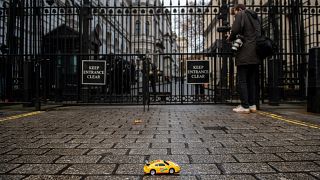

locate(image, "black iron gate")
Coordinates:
0 0 319 106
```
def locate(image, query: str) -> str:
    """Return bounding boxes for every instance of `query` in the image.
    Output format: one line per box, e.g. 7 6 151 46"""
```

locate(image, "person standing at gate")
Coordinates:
227 4 261 113
149 62 157 93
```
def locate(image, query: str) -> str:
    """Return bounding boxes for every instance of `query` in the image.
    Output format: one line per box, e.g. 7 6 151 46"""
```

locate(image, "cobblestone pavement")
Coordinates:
0 105 320 180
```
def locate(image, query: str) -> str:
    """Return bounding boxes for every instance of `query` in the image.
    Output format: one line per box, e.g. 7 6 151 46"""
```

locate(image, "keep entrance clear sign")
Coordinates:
187 60 210 84
82 60 106 85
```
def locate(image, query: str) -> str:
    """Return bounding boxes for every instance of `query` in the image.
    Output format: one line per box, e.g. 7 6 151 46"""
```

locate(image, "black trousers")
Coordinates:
195 84 205 95
237 64 259 108
149 75 156 93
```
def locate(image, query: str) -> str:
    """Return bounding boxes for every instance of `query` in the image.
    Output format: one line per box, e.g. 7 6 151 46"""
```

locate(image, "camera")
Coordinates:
217 26 231 33
231 35 244 51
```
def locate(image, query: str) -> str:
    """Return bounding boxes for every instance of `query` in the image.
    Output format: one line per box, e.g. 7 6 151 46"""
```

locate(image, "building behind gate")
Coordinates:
0 0 319 106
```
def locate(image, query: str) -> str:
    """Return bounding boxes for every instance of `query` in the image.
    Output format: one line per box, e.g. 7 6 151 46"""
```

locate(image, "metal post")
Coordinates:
35 60 41 110
146 54 151 111
33 0 41 110
307 47 320 113
218 0 231 102
81 0 91 57
268 1 281 106
79 0 91 102
142 55 147 111
6 0 19 102
268 59 280 106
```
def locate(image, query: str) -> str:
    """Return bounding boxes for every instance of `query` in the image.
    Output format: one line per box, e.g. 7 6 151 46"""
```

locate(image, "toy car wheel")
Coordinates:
169 168 175 174
150 169 156 176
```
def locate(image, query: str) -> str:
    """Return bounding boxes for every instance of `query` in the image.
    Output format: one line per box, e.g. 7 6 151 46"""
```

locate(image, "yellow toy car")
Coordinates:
144 159 181 175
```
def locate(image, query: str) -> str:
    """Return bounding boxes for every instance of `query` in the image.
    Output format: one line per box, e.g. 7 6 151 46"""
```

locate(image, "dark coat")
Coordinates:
229 9 261 66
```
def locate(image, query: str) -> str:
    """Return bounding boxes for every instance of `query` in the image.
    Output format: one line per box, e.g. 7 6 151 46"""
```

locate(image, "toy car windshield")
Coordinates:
145 160 150 166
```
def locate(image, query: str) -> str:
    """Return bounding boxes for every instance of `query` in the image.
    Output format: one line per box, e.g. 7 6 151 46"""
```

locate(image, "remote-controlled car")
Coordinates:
144 159 181 175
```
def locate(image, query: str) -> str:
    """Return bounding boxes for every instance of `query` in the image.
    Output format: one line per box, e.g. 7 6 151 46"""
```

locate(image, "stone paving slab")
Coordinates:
199 175 256 180
255 173 318 180
0 175 26 180
0 163 21 173
85 175 141 180
310 172 320 178
152 143 186 149
0 155 19 163
143 175 197 180
0 105 319 179
116 164 144 175
100 155 145 164
41 143 80 149
171 148 209 155
276 152 320 161
190 155 236 163
86 149 129 155
248 146 292 154
7 148 51 155
55 155 102 164
284 145 320 152
268 161 320 172
23 175 82 180
77 143 114 149
0 147 14 154
129 148 168 155
222 162 276 174
187 142 222 148
45 148 90 156
208 147 251 154
62 164 116 175
10 164 67 174
180 164 220 175
114 142 150 149
10 155 60 164
233 153 283 162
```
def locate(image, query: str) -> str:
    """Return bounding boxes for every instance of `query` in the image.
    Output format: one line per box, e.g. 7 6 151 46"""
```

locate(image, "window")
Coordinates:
70 56 77 74
135 20 140 35
146 21 150 36
159 164 166 166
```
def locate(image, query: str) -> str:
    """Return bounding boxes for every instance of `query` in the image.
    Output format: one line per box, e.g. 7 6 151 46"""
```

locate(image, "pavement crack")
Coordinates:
207 148 212 154
96 155 105 163
111 143 117 148
56 164 72 175
52 155 63 163
111 164 120 175
267 162 280 173
215 163 226 174
83 149 92 155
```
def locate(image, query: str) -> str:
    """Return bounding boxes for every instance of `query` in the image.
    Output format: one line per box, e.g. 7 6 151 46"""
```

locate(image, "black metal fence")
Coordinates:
0 0 319 106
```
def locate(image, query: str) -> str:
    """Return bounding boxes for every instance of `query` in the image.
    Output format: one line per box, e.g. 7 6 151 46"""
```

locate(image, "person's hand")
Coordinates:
226 34 230 42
